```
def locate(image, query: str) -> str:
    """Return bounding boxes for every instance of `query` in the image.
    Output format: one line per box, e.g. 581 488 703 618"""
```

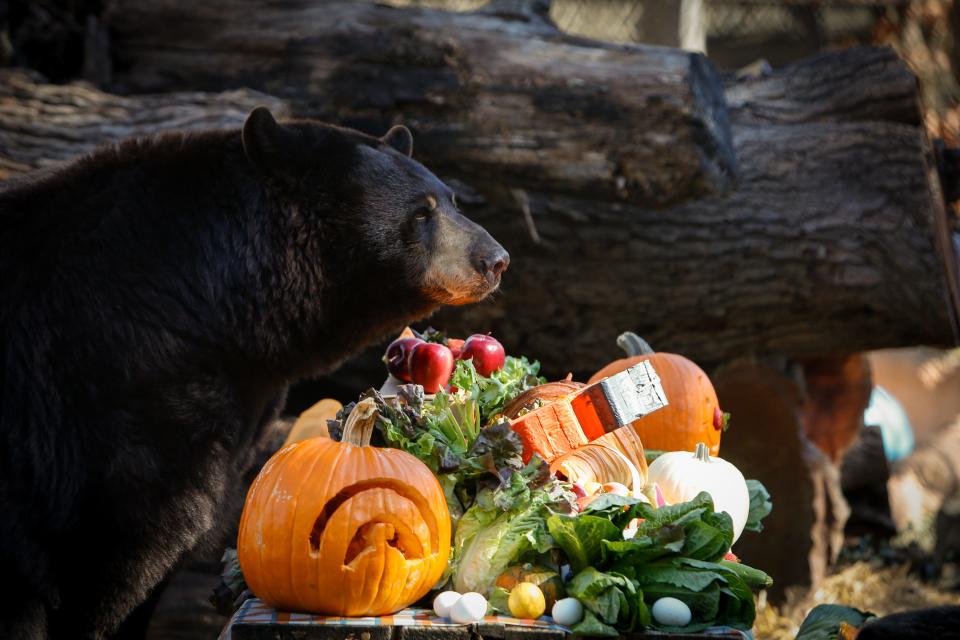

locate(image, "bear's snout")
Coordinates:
478 247 510 283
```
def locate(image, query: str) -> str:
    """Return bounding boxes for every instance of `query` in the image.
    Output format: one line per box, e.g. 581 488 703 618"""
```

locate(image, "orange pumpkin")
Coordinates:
588 333 723 456
237 398 451 616
501 377 586 419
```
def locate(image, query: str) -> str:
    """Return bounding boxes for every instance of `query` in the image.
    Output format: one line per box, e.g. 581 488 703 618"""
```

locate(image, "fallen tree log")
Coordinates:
0 15 955 378
440 118 957 371
430 48 959 373
104 0 735 208
0 69 289 179
97 2 958 370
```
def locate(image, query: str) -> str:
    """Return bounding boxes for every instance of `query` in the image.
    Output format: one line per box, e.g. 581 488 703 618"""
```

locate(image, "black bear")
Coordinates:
857 606 960 639
0 107 508 639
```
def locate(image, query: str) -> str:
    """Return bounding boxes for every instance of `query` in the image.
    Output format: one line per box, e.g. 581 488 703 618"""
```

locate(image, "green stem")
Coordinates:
446 406 467 452
616 332 656 357
694 442 710 462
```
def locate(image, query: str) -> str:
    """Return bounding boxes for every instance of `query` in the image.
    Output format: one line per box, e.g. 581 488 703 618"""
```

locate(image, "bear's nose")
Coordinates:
481 249 510 279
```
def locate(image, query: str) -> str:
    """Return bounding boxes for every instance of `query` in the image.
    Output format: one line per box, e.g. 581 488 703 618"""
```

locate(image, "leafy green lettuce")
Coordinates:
449 356 545 423
551 492 770 633
546 514 620 574
567 567 650 636
451 459 573 594
345 358 543 480
795 604 876 640
745 479 773 533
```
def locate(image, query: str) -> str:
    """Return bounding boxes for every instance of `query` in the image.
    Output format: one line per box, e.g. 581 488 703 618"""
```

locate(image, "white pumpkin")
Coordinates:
647 442 750 542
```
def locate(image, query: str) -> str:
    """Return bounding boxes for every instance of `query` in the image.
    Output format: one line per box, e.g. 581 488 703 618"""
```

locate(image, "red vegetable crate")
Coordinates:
510 360 668 463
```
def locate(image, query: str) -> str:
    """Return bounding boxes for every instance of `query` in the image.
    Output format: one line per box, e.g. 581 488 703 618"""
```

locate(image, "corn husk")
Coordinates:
593 427 648 484
550 443 645 497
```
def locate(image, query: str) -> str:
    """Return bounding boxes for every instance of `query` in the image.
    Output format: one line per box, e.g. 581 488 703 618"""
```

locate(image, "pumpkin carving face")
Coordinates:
237 399 451 616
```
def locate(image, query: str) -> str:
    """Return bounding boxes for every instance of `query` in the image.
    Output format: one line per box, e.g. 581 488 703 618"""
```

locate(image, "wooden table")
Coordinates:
220 600 751 640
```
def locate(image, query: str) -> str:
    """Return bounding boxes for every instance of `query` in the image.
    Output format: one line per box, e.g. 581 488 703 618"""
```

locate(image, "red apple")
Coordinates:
384 337 424 382
459 334 505 377
409 342 455 393
570 483 589 499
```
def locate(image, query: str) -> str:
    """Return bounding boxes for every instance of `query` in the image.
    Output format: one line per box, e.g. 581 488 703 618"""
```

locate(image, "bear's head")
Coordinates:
241 107 508 311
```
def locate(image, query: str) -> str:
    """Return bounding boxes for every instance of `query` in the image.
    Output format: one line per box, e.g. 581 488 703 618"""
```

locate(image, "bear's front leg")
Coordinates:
0 595 50 640
44 375 283 639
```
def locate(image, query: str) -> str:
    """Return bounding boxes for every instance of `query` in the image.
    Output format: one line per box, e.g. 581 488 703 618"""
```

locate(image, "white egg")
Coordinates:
433 591 462 618
651 597 692 627
449 591 488 624
551 597 584 626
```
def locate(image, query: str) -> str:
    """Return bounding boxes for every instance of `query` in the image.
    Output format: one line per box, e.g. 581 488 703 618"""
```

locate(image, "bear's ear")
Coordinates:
381 125 413 157
242 106 295 177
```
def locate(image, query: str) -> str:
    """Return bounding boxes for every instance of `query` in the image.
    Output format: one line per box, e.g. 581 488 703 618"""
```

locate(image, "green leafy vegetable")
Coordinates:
488 586 511 615
463 421 525 477
451 459 571 594
634 558 758 630
567 568 635 626
547 514 621 573
355 358 542 483
745 479 773 533
643 449 667 463
580 493 648 525
327 352 550 594
795 604 876 640
556 491 770 633
601 525 685 567
571 610 620 637
450 356 545 423
634 559 725 593
718 559 773 589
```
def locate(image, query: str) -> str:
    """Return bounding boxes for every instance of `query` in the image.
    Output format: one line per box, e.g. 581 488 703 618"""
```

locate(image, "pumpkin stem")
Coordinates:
341 397 378 447
694 442 711 462
617 332 655 357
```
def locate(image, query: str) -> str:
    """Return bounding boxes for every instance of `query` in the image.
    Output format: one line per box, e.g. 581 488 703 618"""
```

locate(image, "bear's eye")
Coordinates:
414 208 431 221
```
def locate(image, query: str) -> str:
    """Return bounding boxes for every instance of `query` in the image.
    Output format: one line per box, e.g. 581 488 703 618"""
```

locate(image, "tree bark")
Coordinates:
97 1 959 370
0 69 289 179
712 359 848 603
103 0 735 208
428 47 959 375
0 13 956 378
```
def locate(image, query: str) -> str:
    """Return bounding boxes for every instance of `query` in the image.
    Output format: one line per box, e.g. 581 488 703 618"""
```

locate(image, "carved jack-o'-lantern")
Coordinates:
237 398 451 615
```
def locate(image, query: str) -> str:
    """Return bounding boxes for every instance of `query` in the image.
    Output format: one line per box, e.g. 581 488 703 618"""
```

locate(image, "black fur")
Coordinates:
858 606 960 640
0 108 506 639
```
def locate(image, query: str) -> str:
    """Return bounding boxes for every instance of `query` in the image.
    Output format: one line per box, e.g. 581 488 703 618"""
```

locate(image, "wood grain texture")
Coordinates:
0 30 954 376
0 69 288 179
104 0 736 207
724 47 922 126
434 119 954 371
711 359 819 602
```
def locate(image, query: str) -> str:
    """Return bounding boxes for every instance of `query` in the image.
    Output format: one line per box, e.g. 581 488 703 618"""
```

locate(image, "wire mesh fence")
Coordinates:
382 0 959 144
383 0 899 53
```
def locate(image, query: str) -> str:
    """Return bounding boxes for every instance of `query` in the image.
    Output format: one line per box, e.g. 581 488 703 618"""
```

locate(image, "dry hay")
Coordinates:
754 562 960 639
